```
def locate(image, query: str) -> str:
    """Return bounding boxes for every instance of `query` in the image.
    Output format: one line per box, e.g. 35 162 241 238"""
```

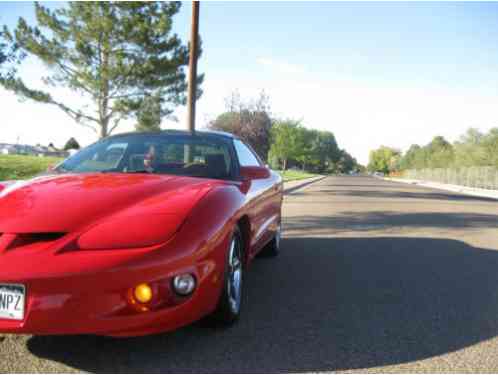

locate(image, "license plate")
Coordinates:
0 284 25 320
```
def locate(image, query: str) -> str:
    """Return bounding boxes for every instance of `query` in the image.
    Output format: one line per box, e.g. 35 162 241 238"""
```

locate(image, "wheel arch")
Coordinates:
237 215 251 266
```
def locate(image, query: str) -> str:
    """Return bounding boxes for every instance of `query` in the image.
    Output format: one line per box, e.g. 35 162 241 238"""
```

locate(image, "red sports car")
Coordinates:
0 131 283 337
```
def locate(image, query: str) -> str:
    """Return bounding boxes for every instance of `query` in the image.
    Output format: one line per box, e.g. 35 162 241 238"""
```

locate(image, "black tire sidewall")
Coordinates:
212 226 244 324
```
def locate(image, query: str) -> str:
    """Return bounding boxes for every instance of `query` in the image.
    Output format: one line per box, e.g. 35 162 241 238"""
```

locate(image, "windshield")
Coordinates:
56 134 234 180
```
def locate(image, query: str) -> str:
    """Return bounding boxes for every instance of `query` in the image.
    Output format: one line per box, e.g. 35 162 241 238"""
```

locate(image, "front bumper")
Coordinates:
0 236 227 337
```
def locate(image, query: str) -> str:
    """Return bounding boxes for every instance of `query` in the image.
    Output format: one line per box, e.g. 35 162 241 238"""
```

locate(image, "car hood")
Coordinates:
0 173 217 233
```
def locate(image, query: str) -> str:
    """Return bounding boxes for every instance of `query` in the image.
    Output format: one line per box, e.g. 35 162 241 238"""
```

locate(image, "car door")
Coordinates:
233 139 281 256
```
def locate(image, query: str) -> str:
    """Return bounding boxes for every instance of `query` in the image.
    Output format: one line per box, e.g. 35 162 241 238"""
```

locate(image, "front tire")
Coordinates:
211 226 244 325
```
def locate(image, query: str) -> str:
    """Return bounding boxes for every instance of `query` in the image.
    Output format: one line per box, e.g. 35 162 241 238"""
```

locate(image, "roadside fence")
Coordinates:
402 167 498 190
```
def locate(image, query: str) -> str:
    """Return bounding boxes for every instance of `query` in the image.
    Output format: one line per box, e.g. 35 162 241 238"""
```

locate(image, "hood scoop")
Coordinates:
0 233 66 252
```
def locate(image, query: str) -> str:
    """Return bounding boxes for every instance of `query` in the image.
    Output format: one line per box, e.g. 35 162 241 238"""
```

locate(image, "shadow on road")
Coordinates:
284 176 325 195
27 236 498 372
328 189 498 202
285 211 498 233
291 187 498 203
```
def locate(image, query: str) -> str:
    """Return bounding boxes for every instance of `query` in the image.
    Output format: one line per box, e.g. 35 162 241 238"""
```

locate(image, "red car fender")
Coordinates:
179 182 247 258
172 183 248 306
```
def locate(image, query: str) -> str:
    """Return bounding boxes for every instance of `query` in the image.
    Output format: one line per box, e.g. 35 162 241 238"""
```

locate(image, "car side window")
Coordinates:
234 140 261 167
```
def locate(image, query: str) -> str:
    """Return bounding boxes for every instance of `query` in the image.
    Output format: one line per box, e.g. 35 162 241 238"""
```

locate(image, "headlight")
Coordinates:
172 274 196 296
77 214 184 250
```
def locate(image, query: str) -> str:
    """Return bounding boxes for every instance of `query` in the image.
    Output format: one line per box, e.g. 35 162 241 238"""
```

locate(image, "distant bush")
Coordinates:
64 137 80 150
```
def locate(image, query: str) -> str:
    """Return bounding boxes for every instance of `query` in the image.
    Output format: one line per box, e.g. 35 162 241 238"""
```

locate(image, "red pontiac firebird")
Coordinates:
0 130 283 337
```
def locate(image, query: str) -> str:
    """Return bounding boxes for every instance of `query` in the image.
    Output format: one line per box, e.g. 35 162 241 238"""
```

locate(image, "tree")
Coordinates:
1 2 201 138
399 137 453 171
135 94 162 132
269 120 303 171
208 91 272 160
0 32 6 66
426 136 454 168
312 130 341 172
293 127 314 171
482 128 498 167
399 144 422 170
0 31 11 76
337 150 357 174
368 146 401 174
293 129 341 173
454 128 487 167
0 28 23 82
64 137 80 150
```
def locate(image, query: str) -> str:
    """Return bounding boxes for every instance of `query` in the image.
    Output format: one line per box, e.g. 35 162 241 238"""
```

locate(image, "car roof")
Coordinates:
107 129 238 141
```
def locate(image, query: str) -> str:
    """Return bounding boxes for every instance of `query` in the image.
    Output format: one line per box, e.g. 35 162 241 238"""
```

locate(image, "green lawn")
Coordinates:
277 169 319 182
0 154 63 181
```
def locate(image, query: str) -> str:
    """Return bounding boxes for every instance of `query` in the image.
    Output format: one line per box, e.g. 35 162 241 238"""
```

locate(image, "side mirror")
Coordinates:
240 166 271 180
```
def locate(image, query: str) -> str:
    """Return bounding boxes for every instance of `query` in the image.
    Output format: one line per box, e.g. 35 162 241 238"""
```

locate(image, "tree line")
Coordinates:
368 128 498 174
208 91 360 174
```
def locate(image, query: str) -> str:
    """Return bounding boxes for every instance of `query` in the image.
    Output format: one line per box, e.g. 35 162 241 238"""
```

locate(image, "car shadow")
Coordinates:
27 236 498 372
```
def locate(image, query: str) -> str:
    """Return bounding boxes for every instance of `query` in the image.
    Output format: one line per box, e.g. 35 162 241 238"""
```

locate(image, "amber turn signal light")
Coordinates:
133 283 153 304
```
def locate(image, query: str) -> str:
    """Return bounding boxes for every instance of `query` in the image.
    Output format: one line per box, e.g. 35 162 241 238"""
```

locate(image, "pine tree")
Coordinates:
0 28 23 81
135 94 162 132
1 2 203 138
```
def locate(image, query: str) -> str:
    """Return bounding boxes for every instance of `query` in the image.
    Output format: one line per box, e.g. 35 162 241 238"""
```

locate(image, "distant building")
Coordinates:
0 144 15 155
0 143 69 158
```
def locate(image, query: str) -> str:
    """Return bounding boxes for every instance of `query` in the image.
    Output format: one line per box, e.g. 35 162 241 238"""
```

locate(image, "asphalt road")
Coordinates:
2 176 498 373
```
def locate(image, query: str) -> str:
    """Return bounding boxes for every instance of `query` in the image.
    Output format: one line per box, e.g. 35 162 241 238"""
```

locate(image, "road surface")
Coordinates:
2 176 498 373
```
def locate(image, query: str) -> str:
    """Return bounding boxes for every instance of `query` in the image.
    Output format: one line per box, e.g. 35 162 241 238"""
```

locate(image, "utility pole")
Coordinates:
187 1 200 134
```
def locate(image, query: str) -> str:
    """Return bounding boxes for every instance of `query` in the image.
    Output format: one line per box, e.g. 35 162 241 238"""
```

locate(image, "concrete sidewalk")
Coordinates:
384 176 498 200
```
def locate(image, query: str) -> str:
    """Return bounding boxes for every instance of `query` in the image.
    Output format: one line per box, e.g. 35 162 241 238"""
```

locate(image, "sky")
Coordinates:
1 2 498 165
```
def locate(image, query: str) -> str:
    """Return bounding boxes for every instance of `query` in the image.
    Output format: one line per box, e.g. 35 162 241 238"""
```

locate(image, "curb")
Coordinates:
383 177 498 201
283 176 326 195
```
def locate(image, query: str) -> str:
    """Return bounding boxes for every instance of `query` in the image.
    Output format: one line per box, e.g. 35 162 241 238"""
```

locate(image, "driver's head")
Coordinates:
144 145 156 171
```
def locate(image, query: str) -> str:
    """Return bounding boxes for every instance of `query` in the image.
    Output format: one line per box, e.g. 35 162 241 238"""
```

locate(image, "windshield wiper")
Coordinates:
124 169 152 174
95 169 153 174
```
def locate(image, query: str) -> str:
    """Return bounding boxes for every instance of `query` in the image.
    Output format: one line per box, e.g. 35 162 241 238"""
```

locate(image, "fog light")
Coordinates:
134 283 153 304
173 274 196 296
